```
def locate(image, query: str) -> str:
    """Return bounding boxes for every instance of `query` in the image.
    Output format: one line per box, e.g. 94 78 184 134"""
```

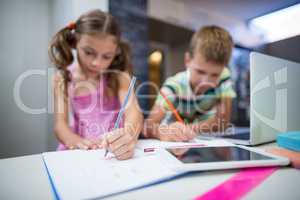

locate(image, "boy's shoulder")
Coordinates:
163 71 188 93
220 67 232 81
164 70 188 84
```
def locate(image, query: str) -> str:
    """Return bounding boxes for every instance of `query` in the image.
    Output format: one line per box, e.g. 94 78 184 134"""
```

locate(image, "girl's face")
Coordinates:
185 52 224 95
76 34 118 75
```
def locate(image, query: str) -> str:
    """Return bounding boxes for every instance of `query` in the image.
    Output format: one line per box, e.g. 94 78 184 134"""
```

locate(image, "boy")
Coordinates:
144 25 236 142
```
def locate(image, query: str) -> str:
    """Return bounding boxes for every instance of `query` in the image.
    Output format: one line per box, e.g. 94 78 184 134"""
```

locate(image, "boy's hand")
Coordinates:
266 147 300 169
158 122 196 142
102 128 137 160
194 82 217 95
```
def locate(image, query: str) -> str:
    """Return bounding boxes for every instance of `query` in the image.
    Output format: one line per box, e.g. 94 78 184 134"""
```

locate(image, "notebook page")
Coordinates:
42 149 178 200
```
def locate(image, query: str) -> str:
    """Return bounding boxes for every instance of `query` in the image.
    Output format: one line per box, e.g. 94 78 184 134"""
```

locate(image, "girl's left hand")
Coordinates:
102 128 137 160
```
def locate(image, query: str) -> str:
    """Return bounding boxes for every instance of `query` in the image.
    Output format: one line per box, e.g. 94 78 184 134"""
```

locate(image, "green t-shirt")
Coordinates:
155 68 236 124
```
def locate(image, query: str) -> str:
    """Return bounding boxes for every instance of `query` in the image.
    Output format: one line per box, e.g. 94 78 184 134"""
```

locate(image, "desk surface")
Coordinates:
1 142 300 200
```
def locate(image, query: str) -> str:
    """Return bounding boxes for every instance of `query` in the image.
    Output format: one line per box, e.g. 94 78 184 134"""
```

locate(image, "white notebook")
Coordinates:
42 149 182 200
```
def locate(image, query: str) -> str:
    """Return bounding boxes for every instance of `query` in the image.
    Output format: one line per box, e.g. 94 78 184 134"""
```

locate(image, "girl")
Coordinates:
48 9 143 160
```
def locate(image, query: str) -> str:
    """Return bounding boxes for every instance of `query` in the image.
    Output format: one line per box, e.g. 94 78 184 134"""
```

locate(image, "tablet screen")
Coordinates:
166 146 274 163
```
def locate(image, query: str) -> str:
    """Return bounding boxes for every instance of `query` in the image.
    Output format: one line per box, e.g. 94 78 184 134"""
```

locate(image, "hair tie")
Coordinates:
66 22 76 30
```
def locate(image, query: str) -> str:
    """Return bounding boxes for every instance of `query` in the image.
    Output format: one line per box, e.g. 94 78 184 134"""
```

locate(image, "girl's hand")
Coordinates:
64 133 99 150
158 122 196 142
102 128 137 160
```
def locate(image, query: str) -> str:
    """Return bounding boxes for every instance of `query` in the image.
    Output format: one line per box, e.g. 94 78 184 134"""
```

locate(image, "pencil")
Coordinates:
104 76 137 157
159 90 184 123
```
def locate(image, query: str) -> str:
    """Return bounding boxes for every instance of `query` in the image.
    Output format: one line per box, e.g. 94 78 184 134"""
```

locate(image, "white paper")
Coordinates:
42 149 178 200
136 139 233 150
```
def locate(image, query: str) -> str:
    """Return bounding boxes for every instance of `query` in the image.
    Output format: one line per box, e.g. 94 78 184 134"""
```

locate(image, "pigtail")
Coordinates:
48 25 76 97
110 40 132 73
106 40 133 96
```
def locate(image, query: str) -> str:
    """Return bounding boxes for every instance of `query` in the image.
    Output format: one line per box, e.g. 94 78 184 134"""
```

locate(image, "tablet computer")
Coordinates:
160 145 290 172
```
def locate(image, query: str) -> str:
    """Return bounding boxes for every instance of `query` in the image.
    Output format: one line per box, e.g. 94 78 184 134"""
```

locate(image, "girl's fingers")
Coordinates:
93 138 103 149
97 143 103 149
91 144 98 150
112 143 130 157
67 145 75 150
106 129 123 144
83 139 100 149
101 137 109 150
116 150 134 160
76 142 89 150
109 134 132 152
82 139 93 147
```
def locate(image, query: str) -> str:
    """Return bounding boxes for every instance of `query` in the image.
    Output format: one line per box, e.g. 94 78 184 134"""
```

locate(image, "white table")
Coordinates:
1 142 300 200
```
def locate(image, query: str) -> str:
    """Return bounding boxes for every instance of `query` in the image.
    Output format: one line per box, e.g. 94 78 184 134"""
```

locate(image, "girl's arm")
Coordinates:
53 73 96 150
103 72 143 160
119 72 143 139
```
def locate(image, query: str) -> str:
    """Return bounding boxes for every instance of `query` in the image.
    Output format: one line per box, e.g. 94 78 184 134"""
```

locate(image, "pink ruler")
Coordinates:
194 167 277 200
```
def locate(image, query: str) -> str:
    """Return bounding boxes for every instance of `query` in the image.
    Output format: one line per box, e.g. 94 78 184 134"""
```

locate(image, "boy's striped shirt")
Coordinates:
155 68 236 124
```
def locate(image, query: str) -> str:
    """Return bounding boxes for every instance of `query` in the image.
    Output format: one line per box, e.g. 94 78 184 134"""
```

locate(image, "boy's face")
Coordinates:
185 52 224 95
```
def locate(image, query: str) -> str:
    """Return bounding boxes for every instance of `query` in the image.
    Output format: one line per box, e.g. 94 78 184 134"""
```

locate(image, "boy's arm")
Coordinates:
188 97 233 134
143 104 166 138
189 67 236 134
144 104 195 141
144 88 196 141
144 86 173 139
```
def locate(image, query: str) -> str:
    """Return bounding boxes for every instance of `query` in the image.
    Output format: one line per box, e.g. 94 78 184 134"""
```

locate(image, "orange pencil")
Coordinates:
160 91 184 123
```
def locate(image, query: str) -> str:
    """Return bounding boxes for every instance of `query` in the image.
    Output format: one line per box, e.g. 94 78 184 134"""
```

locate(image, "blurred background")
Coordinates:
0 0 299 158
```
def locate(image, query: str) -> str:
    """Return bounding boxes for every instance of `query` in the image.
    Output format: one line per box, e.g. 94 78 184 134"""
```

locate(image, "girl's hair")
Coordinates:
48 9 132 97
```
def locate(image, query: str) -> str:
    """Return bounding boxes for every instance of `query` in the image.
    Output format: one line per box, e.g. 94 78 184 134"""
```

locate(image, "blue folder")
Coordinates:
277 131 300 152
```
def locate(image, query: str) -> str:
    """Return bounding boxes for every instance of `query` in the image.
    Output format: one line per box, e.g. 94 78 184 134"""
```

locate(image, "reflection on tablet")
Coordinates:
166 146 274 163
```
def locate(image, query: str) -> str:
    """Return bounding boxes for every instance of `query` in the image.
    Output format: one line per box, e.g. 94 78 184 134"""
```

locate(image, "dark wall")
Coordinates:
149 18 193 46
109 0 149 113
259 35 300 63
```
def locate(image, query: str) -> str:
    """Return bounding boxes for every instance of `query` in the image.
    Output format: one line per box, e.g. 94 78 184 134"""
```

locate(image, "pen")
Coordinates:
160 90 184 123
160 91 200 142
104 76 137 157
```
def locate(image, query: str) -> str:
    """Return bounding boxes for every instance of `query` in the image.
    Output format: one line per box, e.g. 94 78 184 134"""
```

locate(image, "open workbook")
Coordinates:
42 139 237 200
42 148 183 200
43 139 285 200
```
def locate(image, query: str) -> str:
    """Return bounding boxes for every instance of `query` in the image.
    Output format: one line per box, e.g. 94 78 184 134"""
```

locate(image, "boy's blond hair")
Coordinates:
189 25 233 66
